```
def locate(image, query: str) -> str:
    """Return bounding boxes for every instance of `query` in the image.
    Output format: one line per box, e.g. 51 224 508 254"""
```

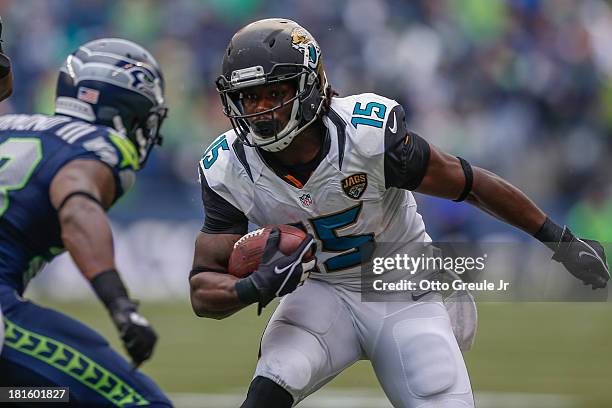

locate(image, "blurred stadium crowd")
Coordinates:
2 0 611 242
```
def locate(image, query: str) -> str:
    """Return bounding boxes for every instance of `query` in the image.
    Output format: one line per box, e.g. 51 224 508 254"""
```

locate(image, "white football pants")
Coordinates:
255 278 474 407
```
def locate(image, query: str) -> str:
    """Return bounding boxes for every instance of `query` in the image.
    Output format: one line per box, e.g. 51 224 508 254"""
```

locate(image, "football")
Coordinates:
227 225 315 278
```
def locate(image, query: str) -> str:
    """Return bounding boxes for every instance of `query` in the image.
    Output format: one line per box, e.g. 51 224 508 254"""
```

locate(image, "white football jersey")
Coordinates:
200 93 431 288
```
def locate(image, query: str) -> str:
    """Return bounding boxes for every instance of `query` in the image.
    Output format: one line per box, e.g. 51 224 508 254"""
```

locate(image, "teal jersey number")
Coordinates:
309 202 375 272
0 138 43 217
351 101 387 129
202 136 230 169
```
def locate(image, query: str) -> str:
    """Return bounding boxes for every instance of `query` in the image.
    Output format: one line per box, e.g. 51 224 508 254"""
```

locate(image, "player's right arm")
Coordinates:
190 232 245 319
190 229 315 319
191 168 315 319
49 159 158 367
189 163 249 319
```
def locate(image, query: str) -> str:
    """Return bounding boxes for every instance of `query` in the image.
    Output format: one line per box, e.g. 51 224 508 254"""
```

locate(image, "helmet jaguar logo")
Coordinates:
291 29 310 46
291 28 320 69
308 44 317 64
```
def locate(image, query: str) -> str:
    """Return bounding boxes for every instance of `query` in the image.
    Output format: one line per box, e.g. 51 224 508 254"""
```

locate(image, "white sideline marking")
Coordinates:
168 389 581 408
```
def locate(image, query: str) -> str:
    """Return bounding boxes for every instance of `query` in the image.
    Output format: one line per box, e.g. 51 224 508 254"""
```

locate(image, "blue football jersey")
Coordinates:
0 114 139 294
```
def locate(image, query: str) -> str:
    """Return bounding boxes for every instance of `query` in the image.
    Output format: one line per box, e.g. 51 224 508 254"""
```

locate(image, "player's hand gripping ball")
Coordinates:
228 225 315 278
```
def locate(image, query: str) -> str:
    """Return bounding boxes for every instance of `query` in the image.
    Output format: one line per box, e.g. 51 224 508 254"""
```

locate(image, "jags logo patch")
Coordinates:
341 173 368 199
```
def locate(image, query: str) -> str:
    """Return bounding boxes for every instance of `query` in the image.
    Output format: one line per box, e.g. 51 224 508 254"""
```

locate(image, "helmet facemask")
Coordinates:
112 103 168 167
133 75 168 166
218 66 326 153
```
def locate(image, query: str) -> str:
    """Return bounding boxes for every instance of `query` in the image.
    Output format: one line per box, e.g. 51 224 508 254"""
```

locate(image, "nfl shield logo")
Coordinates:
341 173 368 199
299 193 313 207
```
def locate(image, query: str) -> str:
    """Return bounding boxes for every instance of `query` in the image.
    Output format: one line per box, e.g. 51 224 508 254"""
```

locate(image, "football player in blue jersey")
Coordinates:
190 19 610 408
0 38 171 407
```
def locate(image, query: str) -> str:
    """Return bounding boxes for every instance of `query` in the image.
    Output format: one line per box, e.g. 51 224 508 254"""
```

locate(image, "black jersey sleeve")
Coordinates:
383 104 431 190
199 167 248 235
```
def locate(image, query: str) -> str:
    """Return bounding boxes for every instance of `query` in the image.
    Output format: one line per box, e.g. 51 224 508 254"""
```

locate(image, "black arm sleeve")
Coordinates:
199 168 248 235
383 104 431 190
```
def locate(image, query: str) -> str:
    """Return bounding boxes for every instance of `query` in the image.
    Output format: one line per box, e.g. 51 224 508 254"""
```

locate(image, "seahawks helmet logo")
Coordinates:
341 173 368 199
126 65 155 89
124 64 164 104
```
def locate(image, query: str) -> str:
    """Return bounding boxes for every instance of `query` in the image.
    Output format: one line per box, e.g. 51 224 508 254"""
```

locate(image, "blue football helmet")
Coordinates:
55 38 168 166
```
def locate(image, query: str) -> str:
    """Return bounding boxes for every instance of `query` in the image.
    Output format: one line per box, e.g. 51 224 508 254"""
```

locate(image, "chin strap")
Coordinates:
257 110 322 152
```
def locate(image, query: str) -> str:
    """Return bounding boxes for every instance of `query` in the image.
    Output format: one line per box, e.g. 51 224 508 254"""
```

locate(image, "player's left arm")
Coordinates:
384 104 609 289
417 146 547 234
416 144 610 289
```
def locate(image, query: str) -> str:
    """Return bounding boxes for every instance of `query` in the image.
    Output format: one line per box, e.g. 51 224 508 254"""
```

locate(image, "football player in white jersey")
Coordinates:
190 19 610 408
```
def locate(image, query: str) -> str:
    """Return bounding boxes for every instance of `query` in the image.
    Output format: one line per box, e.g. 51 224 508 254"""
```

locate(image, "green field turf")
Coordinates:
35 299 612 407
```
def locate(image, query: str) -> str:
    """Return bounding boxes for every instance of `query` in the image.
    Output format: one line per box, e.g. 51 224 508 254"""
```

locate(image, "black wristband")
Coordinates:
57 191 103 213
453 157 473 202
90 269 130 312
189 266 226 279
534 217 566 251
235 278 259 305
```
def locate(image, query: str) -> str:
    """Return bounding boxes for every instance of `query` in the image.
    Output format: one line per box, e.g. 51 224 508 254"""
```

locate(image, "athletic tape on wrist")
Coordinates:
90 269 130 312
534 217 566 252
235 278 260 305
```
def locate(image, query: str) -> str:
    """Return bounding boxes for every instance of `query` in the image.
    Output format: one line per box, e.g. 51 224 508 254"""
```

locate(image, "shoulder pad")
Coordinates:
0 114 72 132
329 93 400 158
68 125 138 195
199 130 236 174
70 125 140 172
198 130 252 209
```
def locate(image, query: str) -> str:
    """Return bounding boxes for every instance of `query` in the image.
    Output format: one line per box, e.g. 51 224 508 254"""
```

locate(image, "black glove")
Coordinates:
552 227 610 289
109 298 158 368
236 228 316 314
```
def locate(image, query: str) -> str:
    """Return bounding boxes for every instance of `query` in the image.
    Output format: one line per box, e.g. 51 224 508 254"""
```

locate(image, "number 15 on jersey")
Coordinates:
351 101 387 129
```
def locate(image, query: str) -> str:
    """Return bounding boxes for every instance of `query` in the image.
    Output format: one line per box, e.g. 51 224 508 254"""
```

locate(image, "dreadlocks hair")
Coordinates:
321 85 338 115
